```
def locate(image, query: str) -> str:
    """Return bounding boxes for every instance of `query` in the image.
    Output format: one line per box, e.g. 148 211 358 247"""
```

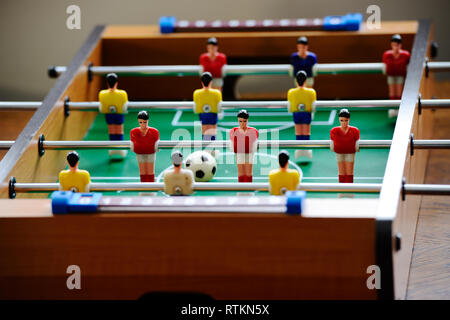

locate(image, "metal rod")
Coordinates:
41 139 396 150
12 182 450 195
48 62 450 77
3 139 450 151
414 140 450 149
0 139 442 151
403 184 450 195
1 99 450 111
13 182 380 193
0 141 14 149
224 64 292 75
314 63 385 74
0 102 42 110
427 61 450 71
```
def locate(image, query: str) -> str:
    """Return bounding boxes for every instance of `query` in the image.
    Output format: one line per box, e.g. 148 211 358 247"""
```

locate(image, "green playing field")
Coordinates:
64 107 395 198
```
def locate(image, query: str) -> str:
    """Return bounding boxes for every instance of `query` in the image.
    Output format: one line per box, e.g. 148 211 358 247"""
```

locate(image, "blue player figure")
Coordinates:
290 36 317 88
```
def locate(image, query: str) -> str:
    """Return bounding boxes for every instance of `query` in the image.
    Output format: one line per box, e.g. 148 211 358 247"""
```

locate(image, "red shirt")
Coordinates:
199 53 227 78
382 50 410 76
330 126 360 154
130 127 159 154
230 127 259 154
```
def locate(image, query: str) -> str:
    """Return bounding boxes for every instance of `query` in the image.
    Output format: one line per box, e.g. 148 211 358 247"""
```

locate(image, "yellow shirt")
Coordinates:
98 89 128 114
287 87 316 113
59 169 91 192
268 168 300 195
193 88 222 114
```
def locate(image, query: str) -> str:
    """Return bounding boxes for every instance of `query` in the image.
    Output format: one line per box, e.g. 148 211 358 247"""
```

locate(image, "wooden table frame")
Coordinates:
0 20 436 300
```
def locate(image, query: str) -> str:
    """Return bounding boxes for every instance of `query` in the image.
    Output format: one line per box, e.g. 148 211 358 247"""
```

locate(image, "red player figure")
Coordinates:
330 109 360 183
199 37 227 91
230 110 259 183
382 34 410 117
130 111 160 182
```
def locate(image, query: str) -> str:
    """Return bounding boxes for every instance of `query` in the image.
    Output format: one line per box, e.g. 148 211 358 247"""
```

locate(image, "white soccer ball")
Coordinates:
184 151 217 182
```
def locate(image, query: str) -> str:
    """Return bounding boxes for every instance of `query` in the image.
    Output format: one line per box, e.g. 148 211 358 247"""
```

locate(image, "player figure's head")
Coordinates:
338 108 351 129
171 151 183 168
200 72 213 88
237 109 249 129
67 151 80 169
106 73 118 89
206 37 218 55
295 70 307 87
278 150 290 169
137 110 149 130
297 36 309 56
391 34 402 53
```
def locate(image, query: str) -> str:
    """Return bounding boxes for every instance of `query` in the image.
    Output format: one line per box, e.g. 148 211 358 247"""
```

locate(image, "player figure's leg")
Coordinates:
343 161 354 183
387 76 399 118
244 163 253 182
202 124 217 140
336 153 346 183
339 153 355 183
200 114 218 141
144 162 155 182
305 77 314 88
243 153 254 182
107 115 127 157
294 113 313 160
137 154 155 182
106 114 125 140
388 85 396 99
300 124 311 137
201 114 219 157
138 161 146 182
337 161 346 183
236 162 246 182
139 162 155 182
394 81 404 99
212 78 223 91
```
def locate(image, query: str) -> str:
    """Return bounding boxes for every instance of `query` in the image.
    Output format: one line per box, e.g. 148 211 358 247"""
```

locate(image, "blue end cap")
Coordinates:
159 16 177 34
67 193 102 213
51 191 73 214
285 191 306 215
323 15 345 30
344 13 363 31
324 13 362 31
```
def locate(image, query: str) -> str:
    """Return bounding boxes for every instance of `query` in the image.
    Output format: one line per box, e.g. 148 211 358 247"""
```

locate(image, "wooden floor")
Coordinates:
406 81 450 300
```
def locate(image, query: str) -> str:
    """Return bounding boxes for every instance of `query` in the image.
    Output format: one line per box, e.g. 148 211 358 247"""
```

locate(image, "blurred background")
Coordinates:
0 0 449 100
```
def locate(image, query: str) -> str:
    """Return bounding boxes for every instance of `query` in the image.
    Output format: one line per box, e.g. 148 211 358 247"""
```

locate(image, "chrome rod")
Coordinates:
12 182 450 195
49 62 450 78
14 139 450 150
2 99 450 111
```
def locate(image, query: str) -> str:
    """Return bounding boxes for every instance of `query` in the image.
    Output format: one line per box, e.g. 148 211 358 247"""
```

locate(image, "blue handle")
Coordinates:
160 16 177 34
51 191 102 214
324 13 362 31
285 191 306 215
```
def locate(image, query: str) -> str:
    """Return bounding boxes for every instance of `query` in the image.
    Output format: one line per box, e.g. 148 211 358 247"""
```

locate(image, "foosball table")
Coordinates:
0 17 449 300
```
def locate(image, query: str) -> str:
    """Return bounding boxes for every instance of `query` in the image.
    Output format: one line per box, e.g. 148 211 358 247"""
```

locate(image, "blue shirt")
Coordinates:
290 52 317 78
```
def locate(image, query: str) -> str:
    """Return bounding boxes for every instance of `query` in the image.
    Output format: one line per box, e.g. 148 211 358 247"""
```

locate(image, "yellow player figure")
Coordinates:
98 73 128 158
287 70 317 162
163 151 194 196
59 151 91 192
269 151 300 195
193 72 222 142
